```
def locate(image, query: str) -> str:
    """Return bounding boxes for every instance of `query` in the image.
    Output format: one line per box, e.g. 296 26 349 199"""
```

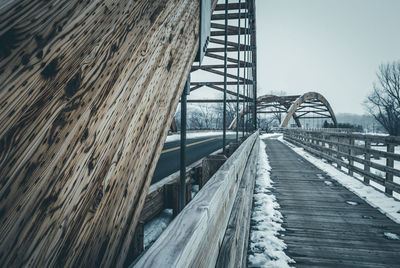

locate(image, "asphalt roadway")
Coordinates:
151 134 236 183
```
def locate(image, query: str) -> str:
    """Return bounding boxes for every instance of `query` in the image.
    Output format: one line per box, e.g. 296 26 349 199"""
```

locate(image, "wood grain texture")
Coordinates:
215 138 258 268
134 132 259 268
0 0 211 266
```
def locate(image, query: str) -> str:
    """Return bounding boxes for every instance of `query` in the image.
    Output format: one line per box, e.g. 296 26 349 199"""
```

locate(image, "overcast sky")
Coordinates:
256 0 400 114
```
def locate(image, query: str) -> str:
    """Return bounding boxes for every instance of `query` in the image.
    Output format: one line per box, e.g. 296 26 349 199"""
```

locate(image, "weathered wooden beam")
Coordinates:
215 138 258 268
134 132 259 267
0 0 218 266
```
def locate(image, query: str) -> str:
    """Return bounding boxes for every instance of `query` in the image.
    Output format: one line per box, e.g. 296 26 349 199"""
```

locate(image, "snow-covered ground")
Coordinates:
143 209 173 250
165 130 236 142
352 145 400 199
248 138 294 268
277 134 400 224
330 143 400 200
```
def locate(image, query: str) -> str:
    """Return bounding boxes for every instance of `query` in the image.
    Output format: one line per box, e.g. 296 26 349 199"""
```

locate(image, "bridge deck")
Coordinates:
264 138 400 268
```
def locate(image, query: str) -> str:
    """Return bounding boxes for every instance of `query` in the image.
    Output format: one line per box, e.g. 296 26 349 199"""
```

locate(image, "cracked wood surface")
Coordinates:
0 0 216 266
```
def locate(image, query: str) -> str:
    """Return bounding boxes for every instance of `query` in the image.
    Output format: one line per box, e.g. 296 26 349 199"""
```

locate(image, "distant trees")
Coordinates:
364 61 400 136
323 120 363 132
174 102 239 130
258 117 275 132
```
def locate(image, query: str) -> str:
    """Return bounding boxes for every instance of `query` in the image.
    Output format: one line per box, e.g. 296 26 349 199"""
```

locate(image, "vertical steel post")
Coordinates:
245 0 249 134
243 2 248 136
236 0 241 142
251 0 257 130
179 76 189 212
223 0 228 154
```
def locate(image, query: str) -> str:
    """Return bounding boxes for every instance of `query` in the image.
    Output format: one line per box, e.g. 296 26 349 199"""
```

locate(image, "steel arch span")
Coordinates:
229 91 337 129
279 92 337 128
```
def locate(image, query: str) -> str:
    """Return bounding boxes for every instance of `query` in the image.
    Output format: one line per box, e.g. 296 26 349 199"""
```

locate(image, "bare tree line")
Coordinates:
364 60 400 136
174 102 238 130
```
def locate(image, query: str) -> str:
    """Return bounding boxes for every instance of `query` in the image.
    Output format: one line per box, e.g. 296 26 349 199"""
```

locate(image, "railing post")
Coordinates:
328 135 333 164
385 143 395 196
348 137 354 176
364 140 371 184
319 133 323 148
179 76 190 212
337 137 341 170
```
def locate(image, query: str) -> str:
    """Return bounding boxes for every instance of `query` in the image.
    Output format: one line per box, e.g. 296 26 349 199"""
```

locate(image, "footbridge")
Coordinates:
0 1 399 268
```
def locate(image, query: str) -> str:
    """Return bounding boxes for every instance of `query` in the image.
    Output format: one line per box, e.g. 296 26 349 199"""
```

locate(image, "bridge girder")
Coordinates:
229 92 337 129
280 92 338 128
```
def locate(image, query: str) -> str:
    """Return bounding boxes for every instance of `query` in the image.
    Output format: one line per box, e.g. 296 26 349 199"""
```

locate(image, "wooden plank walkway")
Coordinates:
264 139 400 268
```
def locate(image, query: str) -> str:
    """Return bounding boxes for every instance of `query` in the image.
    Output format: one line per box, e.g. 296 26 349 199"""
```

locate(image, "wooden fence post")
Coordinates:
186 179 192 204
385 143 395 195
201 155 227 188
348 137 354 176
165 184 180 217
364 140 371 184
328 135 333 164
337 137 341 170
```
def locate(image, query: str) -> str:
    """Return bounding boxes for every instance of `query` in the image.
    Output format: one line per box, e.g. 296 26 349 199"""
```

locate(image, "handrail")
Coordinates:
285 128 400 144
283 129 400 196
134 132 259 267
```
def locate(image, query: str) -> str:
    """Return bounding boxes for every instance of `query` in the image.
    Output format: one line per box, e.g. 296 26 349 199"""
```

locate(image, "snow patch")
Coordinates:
362 215 374 219
279 136 400 224
384 232 400 240
191 184 199 199
143 209 173 249
248 140 294 268
346 201 358 206
260 133 282 140
324 181 333 186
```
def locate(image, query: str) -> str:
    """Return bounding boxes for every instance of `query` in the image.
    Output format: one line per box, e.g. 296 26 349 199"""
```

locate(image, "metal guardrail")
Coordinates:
283 129 400 196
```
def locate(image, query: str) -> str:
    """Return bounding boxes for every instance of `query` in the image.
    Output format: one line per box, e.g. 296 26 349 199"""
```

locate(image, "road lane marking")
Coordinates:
161 137 218 154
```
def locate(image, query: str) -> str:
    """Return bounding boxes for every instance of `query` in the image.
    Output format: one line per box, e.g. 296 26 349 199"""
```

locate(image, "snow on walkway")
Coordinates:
278 134 400 224
248 137 294 268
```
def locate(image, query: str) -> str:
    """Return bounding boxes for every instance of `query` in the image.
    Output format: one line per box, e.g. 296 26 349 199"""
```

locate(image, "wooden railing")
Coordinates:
273 127 356 133
283 129 400 196
129 140 241 261
134 132 259 267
